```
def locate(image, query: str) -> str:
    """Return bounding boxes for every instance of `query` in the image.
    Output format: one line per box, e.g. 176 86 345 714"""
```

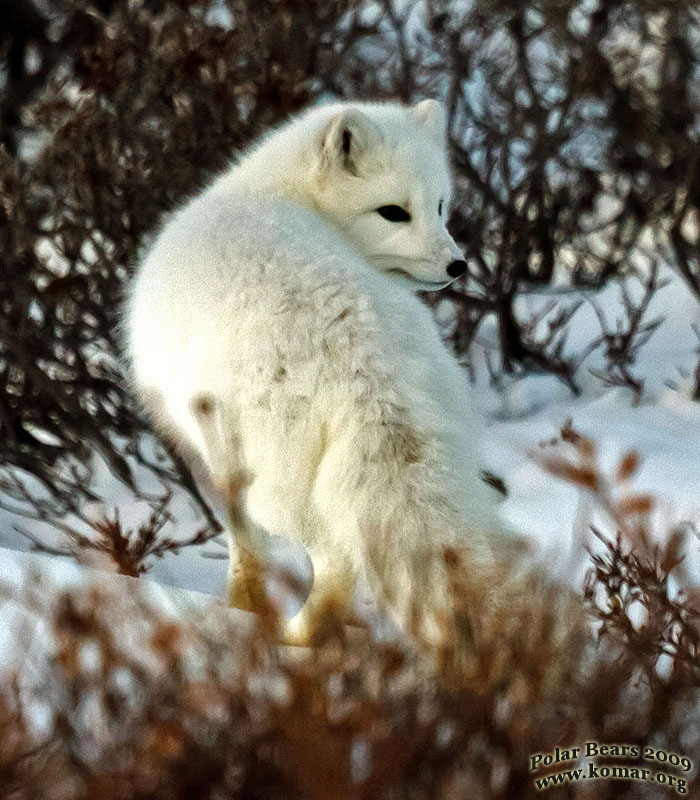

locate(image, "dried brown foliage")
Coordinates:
0 426 697 798
536 419 657 553
1 473 699 799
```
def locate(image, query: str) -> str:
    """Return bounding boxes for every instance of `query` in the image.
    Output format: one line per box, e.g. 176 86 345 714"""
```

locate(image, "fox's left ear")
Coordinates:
412 99 447 140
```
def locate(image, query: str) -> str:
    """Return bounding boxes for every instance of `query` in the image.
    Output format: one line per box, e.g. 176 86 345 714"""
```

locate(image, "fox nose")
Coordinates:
446 260 467 279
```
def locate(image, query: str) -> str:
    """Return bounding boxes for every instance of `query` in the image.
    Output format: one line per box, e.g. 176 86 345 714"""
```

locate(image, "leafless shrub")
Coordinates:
15 494 216 576
1 0 352 532
588 264 669 399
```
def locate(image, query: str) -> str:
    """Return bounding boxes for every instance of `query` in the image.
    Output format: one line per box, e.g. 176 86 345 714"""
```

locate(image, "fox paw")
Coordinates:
227 556 268 614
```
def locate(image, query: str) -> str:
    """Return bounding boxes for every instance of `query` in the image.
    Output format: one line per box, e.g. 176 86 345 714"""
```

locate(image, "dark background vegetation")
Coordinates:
1 1 700 797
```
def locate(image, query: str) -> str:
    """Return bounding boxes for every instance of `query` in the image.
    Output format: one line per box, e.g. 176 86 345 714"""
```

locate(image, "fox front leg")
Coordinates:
284 550 358 646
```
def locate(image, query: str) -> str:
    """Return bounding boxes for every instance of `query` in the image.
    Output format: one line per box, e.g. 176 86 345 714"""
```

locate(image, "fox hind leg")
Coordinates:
190 395 270 614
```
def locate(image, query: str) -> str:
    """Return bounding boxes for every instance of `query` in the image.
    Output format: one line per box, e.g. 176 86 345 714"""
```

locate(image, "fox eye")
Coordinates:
376 205 411 223
438 199 444 216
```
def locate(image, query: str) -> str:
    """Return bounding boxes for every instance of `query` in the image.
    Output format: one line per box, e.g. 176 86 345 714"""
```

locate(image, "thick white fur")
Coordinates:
124 99 512 642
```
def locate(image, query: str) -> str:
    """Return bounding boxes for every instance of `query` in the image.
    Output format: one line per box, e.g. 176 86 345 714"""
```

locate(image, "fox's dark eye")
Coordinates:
376 205 411 223
438 199 444 216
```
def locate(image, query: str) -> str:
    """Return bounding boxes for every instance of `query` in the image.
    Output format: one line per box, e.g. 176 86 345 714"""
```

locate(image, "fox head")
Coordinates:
310 100 466 291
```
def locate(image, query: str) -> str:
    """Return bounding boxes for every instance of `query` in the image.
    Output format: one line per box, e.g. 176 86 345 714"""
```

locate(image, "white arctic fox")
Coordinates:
124 99 516 643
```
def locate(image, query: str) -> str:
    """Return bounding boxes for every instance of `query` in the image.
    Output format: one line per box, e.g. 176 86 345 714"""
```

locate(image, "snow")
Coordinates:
474 266 700 585
0 545 243 694
1 268 699 616
484 387 700 585
0 546 260 742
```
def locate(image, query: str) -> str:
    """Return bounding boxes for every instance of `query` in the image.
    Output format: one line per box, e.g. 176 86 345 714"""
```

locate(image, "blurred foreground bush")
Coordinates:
1 526 698 799
1 431 700 799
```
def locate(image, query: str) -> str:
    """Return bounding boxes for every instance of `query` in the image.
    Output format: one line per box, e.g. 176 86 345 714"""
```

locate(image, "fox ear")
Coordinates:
412 99 447 140
319 108 382 175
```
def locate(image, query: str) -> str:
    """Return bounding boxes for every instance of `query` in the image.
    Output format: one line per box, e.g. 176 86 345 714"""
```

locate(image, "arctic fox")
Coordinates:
124 99 514 644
